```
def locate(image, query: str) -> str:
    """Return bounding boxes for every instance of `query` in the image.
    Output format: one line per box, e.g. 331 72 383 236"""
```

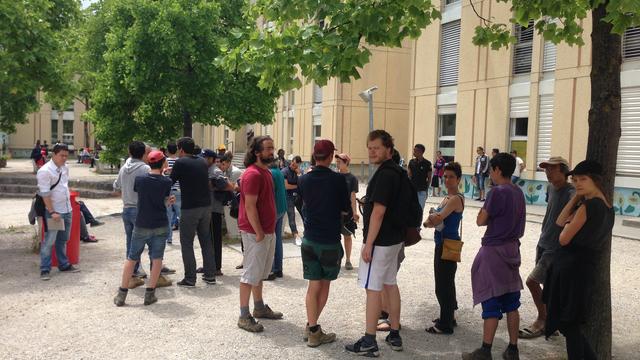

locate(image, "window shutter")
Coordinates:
542 41 556 72
513 21 534 75
617 87 640 176
510 97 529 118
536 95 553 167
313 83 323 104
623 27 640 61
439 20 461 87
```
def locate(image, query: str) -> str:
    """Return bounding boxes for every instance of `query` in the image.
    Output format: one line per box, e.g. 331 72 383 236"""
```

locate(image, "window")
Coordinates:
536 95 554 168
542 41 556 72
288 90 295 107
510 117 529 162
63 120 74 144
445 0 460 5
312 114 322 143
623 27 640 61
438 113 456 162
439 20 461 87
313 83 323 104
51 119 58 144
617 87 640 176
223 127 230 148
513 20 534 75
287 116 295 154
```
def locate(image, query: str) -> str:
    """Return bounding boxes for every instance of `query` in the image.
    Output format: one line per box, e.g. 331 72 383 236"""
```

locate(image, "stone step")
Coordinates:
0 175 114 191
0 184 117 199
622 218 640 228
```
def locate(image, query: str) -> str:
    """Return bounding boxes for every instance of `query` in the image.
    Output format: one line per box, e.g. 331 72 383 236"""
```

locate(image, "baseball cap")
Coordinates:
335 153 351 165
568 159 603 176
217 144 226 151
539 156 569 169
202 149 217 158
313 139 336 157
147 150 165 164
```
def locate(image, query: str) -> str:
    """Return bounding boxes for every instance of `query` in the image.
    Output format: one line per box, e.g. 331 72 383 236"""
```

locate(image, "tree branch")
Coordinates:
469 0 492 26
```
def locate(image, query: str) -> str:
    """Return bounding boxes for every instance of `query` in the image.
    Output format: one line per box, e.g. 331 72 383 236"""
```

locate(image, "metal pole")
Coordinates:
368 94 374 182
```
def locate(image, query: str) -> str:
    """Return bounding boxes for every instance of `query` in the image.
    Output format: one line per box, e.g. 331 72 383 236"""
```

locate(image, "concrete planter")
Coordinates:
94 159 121 174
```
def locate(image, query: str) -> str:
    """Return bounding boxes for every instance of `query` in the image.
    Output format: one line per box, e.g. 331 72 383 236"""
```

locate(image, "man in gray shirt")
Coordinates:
519 156 575 339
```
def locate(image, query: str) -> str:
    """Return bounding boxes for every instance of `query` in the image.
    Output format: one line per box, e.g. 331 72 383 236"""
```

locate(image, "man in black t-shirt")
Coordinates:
335 153 359 270
346 130 404 357
281 156 303 245
408 144 432 211
170 137 216 287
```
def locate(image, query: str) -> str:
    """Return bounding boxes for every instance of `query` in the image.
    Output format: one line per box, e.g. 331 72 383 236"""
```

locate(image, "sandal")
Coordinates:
426 325 453 335
376 319 402 332
432 318 457 327
518 326 544 339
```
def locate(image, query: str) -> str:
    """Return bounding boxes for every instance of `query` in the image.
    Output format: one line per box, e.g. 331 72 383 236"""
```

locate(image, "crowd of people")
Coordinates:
33 128 614 359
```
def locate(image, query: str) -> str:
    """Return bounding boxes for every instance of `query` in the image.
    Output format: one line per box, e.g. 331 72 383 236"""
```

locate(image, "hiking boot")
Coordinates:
238 315 264 333
253 304 283 319
160 266 176 274
114 289 127 307
156 275 172 288
60 265 80 273
345 336 380 357
502 346 519 360
177 279 196 288
144 289 158 306
303 324 310 342
202 276 216 285
128 276 145 289
40 271 51 281
307 325 336 347
385 333 403 351
462 348 493 360
345 261 353 270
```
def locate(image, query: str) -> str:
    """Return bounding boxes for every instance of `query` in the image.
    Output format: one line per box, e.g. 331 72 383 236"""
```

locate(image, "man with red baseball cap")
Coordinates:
114 150 175 306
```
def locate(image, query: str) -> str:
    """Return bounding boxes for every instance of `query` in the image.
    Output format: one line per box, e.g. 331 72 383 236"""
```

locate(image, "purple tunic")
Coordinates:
471 184 526 305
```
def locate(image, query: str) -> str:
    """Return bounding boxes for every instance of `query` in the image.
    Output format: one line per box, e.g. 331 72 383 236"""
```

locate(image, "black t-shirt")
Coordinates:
134 174 173 228
342 172 359 194
170 155 211 209
298 166 350 244
281 165 299 198
408 158 432 191
363 159 404 246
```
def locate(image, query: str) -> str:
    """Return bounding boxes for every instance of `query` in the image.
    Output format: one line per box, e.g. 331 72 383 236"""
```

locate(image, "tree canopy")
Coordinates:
86 0 279 160
0 0 80 132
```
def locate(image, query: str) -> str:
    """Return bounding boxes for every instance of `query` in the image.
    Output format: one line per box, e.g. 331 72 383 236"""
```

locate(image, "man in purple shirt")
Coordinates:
463 153 525 360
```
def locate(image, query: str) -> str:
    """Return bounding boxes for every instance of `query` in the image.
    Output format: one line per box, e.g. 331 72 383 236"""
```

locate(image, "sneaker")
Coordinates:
196 267 204 274
502 346 519 360
238 315 264 333
385 333 403 351
40 271 51 281
345 336 380 357
166 239 172 244
144 289 158 306
128 276 145 289
113 289 127 306
274 271 283 278
202 276 216 285
235 264 244 269
345 261 353 270
90 220 105 227
160 266 176 274
60 265 80 273
253 304 283 319
177 279 196 287
215 270 224 276
307 325 336 347
172 223 179 231
295 236 302 246
156 275 172 288
462 348 493 360
81 235 98 243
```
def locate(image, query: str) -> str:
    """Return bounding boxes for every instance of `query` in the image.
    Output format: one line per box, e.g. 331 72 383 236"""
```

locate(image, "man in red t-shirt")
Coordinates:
237 135 282 333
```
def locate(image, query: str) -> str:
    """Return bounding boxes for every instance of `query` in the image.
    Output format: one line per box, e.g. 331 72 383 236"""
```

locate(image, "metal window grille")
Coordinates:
536 95 554 167
623 27 640 61
513 20 534 75
617 87 640 176
542 41 556 72
313 83 323 104
439 20 461 87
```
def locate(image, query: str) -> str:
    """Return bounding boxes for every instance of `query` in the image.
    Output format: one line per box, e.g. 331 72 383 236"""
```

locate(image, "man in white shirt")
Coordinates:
510 150 526 183
37 143 80 280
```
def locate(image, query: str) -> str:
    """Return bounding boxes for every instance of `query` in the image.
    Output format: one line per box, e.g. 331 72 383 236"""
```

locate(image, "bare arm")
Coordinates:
351 192 360 222
244 194 265 241
284 179 297 190
559 204 587 246
428 196 462 226
556 194 582 227
362 203 386 263
476 208 489 226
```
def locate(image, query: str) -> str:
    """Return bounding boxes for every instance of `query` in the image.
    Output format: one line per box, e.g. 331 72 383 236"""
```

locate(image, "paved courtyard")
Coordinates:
1 211 638 359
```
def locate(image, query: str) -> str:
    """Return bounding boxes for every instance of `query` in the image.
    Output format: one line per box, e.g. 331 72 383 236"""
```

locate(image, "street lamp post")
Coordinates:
359 86 378 182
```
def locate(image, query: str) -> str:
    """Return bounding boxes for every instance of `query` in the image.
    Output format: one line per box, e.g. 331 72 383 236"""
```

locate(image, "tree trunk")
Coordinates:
83 96 90 148
183 110 192 137
584 3 621 358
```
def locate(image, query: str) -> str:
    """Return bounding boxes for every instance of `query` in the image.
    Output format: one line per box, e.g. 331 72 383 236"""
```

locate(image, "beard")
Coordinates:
260 154 275 164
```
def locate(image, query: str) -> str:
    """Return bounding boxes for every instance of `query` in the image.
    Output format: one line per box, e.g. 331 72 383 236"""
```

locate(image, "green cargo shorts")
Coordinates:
301 238 344 281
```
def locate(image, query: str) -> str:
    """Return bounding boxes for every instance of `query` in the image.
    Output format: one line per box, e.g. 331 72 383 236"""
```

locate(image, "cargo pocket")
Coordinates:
319 248 342 267
301 244 317 262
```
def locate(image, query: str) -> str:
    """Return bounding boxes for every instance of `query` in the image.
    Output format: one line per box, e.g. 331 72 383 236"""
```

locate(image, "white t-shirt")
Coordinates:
513 157 524 177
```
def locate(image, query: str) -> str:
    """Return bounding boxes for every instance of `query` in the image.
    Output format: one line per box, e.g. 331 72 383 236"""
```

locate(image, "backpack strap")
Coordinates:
456 193 464 238
50 172 62 191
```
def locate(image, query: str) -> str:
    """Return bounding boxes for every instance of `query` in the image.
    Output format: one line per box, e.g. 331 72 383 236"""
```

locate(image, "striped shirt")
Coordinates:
167 157 180 190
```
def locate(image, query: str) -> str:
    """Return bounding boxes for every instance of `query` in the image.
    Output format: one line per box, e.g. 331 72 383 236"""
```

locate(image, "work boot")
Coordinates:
113 289 128 307
156 275 172 288
502 346 519 360
144 289 157 306
307 325 336 347
128 276 145 289
303 324 310 342
253 304 283 319
238 315 264 333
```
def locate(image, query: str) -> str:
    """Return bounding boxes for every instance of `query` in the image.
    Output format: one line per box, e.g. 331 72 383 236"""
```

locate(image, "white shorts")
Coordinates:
357 243 403 291
240 232 276 286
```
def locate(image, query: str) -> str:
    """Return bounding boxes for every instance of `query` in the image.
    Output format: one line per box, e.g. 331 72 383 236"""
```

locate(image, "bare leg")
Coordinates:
344 235 352 263
384 284 401 330
366 289 383 334
526 278 546 328
240 283 252 308
506 310 520 345
306 280 331 326
251 281 264 303
148 259 163 288
120 260 137 288
482 318 499 345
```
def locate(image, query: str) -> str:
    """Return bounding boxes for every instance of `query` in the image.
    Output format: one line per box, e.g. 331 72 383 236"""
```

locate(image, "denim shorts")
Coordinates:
128 226 169 261
481 291 521 319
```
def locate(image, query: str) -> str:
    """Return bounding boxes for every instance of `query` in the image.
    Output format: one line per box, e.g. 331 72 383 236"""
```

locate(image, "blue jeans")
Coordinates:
40 211 73 272
286 197 298 234
272 213 285 273
417 191 428 211
122 207 141 274
166 189 181 241
128 226 169 261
